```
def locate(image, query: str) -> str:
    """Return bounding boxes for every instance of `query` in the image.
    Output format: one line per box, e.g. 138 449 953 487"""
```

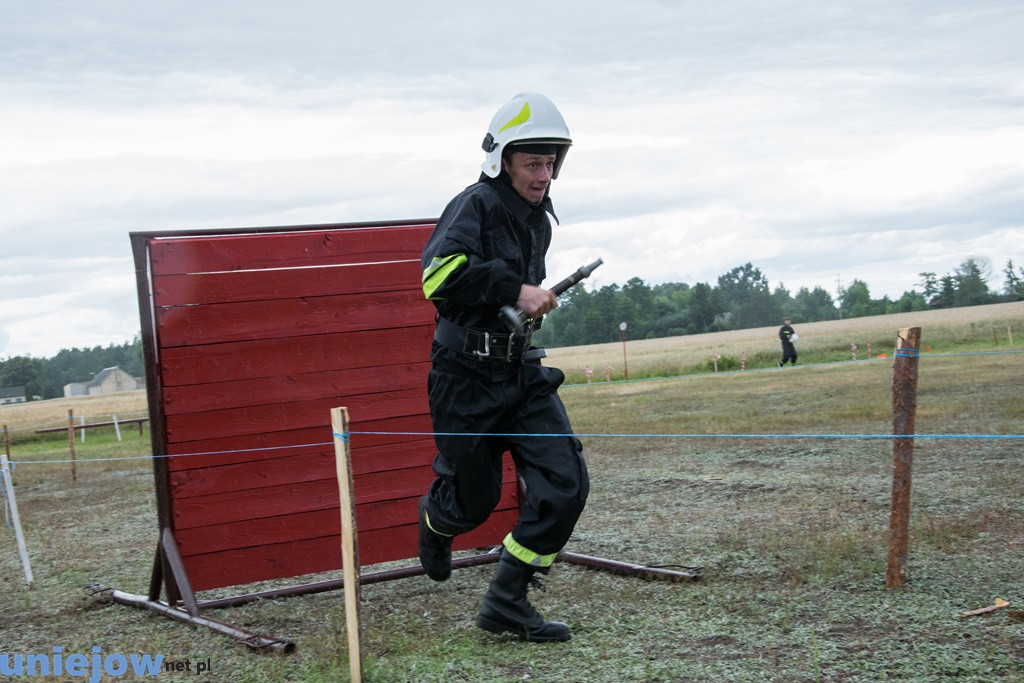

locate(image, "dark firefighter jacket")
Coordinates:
421 175 556 332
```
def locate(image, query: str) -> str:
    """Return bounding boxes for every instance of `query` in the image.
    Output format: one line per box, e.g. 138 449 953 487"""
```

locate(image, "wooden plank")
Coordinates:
176 487 519 556
168 439 437 497
164 388 427 443
173 459 517 530
183 509 518 592
158 325 433 386
162 361 431 415
173 466 436 529
156 289 434 347
164 414 434 472
170 451 336 499
154 259 420 307
150 224 434 276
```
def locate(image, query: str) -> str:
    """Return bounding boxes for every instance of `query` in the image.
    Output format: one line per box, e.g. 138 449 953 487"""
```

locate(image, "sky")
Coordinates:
2 1 1022 359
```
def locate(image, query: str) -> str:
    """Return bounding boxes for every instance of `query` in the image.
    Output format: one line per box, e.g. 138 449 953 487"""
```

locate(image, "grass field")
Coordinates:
2 303 1023 682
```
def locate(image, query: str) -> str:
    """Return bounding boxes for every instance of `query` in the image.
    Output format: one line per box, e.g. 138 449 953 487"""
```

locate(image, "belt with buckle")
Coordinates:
434 316 545 362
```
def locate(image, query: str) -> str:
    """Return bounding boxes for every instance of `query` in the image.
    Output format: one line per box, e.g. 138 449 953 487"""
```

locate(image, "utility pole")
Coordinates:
836 274 844 320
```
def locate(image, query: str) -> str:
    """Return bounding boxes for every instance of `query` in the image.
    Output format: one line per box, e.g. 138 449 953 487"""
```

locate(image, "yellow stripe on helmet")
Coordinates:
497 102 531 133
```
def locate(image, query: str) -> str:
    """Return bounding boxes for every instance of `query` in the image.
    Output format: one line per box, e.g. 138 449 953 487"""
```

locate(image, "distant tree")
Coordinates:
840 279 885 318
772 283 795 319
717 263 780 328
889 290 928 313
935 275 957 309
0 355 43 399
687 282 722 333
952 256 993 307
793 286 837 322
1004 258 1024 301
917 272 940 307
619 277 653 338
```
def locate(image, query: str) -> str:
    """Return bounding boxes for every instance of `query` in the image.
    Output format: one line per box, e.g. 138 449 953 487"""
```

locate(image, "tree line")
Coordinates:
0 337 144 401
534 256 1024 347
2 256 1021 400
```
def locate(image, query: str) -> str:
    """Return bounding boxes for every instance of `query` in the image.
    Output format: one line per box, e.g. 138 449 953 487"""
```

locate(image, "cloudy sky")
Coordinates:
2 1 1022 358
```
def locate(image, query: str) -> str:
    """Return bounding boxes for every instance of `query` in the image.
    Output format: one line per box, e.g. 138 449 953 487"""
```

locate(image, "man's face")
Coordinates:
503 151 557 204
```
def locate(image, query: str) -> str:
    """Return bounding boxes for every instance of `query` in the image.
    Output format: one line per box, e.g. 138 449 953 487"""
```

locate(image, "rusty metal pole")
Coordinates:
67 409 77 483
886 327 921 588
110 590 295 653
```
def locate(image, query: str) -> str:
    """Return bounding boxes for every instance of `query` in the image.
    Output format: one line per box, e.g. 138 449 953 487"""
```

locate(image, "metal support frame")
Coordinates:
110 543 699 655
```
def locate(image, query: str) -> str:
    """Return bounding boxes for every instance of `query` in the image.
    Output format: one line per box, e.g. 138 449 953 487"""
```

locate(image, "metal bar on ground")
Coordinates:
110 590 295 654
557 551 702 582
196 549 503 610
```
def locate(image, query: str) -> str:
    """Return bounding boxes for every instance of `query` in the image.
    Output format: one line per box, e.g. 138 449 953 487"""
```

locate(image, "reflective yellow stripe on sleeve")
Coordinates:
422 254 468 300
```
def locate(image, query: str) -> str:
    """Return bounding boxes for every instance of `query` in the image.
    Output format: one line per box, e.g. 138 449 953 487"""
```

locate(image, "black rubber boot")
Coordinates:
477 549 571 642
418 496 452 581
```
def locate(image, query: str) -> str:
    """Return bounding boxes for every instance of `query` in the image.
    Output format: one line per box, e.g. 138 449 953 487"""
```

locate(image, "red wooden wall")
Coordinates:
132 221 518 593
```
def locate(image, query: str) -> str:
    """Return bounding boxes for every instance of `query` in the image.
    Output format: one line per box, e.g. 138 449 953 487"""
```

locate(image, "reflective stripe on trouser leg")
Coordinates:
502 533 559 568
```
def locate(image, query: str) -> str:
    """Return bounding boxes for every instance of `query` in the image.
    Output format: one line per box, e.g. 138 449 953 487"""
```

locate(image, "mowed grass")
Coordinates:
1 304 1023 682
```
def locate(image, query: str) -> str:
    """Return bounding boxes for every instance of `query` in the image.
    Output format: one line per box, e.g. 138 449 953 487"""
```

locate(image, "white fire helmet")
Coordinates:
481 92 572 179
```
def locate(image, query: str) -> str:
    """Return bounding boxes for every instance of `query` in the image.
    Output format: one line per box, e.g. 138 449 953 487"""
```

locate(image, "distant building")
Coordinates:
63 366 144 397
0 385 27 405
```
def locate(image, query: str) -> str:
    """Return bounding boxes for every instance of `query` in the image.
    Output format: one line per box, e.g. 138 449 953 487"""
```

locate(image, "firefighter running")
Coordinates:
417 92 589 642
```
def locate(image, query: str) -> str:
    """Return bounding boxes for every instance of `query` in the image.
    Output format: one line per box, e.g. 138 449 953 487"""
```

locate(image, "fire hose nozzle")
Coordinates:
500 258 604 334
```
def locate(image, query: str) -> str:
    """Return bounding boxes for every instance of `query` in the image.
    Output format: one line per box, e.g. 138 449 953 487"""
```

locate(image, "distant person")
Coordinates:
779 317 797 366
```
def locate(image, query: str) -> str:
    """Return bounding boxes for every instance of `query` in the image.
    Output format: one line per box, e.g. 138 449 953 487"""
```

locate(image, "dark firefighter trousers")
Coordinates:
781 340 797 365
423 351 589 558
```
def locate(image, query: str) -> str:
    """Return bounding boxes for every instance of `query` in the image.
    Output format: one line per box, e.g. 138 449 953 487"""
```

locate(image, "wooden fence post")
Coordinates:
67 409 77 483
886 327 921 588
331 407 363 683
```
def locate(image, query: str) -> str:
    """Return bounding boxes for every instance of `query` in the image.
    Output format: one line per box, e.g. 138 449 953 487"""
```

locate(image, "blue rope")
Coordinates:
9 430 1024 466
351 431 1024 440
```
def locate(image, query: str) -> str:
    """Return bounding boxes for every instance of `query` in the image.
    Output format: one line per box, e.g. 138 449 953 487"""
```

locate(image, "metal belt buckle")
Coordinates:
472 330 491 359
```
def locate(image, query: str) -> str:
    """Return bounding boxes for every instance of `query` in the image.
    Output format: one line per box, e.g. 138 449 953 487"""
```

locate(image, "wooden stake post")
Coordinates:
331 408 363 683
1 452 34 587
886 327 921 588
67 409 77 482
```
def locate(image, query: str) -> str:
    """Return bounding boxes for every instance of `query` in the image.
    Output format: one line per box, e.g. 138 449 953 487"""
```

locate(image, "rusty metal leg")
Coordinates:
196 547 503 610
556 551 702 581
111 590 295 654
